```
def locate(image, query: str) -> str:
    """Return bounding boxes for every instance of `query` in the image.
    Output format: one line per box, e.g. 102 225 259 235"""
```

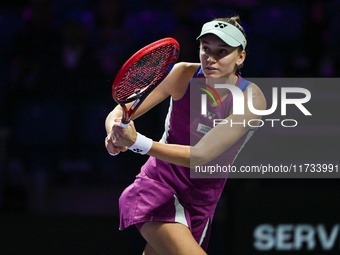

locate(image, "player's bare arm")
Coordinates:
105 62 197 133
112 82 266 167
105 62 197 155
191 83 266 167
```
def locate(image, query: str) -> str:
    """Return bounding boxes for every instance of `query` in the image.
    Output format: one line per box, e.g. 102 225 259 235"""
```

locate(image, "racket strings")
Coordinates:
116 44 176 101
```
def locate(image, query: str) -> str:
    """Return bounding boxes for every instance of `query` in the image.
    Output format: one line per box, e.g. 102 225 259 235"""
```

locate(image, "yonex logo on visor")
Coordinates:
215 23 227 29
197 21 247 50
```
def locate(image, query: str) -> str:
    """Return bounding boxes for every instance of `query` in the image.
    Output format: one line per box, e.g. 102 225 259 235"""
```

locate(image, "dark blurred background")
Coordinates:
0 0 339 254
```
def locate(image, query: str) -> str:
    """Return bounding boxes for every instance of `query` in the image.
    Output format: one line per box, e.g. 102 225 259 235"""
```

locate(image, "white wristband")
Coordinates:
128 132 153 155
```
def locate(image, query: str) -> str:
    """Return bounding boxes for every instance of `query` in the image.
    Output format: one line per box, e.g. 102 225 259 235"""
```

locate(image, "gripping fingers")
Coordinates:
105 135 121 156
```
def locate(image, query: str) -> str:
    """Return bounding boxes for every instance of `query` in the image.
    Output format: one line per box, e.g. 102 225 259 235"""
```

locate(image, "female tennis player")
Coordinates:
105 16 266 255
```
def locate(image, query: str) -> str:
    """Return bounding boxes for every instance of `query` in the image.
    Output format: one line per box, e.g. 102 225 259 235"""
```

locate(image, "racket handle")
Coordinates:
120 120 130 129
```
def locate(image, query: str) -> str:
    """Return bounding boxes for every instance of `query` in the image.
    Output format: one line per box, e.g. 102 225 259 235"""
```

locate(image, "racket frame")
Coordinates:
112 38 179 128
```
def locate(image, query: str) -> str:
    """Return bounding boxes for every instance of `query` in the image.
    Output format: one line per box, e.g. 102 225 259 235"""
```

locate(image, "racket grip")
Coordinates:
120 120 130 129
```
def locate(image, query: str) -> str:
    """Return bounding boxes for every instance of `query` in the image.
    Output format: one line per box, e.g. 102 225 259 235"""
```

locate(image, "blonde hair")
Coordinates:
213 15 246 72
213 16 246 39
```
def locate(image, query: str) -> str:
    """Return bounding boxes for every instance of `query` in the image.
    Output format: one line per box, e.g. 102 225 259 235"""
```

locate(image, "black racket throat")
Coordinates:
121 119 130 125
119 96 142 124
117 81 158 124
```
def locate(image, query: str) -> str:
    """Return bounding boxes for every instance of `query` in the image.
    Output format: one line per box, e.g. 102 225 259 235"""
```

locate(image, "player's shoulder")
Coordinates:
247 82 261 91
172 62 200 77
165 62 199 99
244 82 267 110
246 82 263 95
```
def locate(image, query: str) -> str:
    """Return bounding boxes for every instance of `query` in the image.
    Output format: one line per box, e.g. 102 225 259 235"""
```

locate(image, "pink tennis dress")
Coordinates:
118 66 255 251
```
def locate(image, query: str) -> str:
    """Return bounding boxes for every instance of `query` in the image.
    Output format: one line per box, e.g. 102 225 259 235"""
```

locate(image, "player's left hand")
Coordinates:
105 132 127 155
110 118 137 148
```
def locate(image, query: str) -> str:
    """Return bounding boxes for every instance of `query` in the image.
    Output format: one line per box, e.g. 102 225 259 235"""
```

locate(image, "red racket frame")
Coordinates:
112 38 180 127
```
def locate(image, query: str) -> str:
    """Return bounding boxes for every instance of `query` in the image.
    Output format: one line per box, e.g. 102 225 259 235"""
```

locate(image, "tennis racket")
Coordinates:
112 38 180 128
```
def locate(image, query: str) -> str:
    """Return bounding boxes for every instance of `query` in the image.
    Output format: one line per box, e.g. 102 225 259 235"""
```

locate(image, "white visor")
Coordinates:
197 21 247 49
